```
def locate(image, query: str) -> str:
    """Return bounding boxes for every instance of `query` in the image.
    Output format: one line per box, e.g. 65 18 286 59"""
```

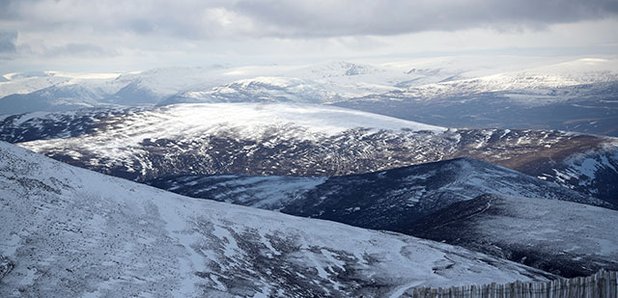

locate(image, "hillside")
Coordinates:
0 142 553 296
2 103 616 205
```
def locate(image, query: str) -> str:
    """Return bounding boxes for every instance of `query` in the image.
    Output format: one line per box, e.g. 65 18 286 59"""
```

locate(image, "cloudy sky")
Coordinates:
1 0 617 73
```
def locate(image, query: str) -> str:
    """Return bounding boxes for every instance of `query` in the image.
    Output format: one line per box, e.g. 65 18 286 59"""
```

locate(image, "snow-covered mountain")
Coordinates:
411 194 618 277
0 66 237 114
2 58 616 135
0 84 108 114
157 61 455 105
163 77 333 105
1 103 617 206
345 58 615 102
338 58 618 136
398 61 618 102
0 62 416 113
1 59 614 104
0 141 554 296
0 71 118 98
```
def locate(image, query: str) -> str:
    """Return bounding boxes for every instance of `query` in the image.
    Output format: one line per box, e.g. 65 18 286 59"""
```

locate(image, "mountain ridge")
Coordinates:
2 103 616 205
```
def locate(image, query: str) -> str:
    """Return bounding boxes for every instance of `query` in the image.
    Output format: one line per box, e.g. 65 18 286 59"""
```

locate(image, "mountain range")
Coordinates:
2 58 617 136
1 57 617 296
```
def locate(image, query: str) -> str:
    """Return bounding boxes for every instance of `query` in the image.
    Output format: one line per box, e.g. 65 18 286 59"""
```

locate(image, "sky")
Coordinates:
1 0 618 73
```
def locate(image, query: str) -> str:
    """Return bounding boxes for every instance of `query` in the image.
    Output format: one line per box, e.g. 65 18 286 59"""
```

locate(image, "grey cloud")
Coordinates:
2 0 618 40
0 0 16 18
44 43 117 57
0 0 231 38
232 0 618 37
1 0 617 72
0 31 17 53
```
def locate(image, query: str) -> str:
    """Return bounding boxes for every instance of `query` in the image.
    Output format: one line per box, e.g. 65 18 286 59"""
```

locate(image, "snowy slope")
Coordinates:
0 142 554 297
397 72 618 103
161 61 454 105
14 103 446 178
164 58 618 136
2 58 615 106
389 58 618 102
0 55 564 101
0 71 121 97
0 71 125 114
0 107 142 143
0 71 108 98
0 67 237 113
105 66 254 105
0 84 111 115
194 57 617 104
411 194 618 277
15 102 442 143
147 159 617 277
147 157 607 231
163 77 333 105
536 142 618 206
0 73 68 98
1 62 417 112
2 103 617 205
339 58 618 136
150 175 329 210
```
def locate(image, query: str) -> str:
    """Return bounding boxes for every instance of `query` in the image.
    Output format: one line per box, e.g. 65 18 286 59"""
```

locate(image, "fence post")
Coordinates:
610 271 617 298
403 271 616 298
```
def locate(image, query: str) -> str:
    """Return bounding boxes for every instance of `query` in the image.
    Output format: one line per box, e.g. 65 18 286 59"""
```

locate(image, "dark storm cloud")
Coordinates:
233 0 618 37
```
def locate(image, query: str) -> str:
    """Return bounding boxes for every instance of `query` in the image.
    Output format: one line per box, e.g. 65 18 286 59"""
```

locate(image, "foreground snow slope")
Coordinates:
0 142 552 297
